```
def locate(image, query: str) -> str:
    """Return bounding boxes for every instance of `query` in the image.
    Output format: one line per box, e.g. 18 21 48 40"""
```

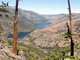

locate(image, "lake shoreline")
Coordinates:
8 22 51 38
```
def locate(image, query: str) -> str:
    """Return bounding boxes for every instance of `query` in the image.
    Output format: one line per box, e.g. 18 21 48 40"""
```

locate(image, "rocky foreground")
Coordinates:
0 42 27 60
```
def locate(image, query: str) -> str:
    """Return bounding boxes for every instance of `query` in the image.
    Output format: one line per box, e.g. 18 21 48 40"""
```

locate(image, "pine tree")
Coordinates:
0 2 9 41
0 2 9 17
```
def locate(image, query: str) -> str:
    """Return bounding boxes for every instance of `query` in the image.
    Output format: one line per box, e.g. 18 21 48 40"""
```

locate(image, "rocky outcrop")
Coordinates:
0 42 27 60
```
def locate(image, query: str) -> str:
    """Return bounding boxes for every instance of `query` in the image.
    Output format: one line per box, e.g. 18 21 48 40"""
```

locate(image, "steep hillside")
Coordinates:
8 7 48 25
23 14 80 46
0 7 49 34
23 13 80 50
1 13 80 60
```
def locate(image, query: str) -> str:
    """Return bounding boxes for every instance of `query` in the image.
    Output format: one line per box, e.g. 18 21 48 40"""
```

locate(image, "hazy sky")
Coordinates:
0 0 80 14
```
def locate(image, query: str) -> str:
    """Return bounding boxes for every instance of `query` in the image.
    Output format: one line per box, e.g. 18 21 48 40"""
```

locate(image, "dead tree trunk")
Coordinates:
0 32 2 42
12 0 19 55
67 0 74 56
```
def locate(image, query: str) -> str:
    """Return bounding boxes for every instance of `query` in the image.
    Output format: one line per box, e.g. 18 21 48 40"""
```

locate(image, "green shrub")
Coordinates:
7 40 13 45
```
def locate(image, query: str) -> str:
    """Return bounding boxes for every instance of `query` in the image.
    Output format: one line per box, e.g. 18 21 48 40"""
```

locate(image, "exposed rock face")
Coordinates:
0 42 27 60
23 13 80 47
18 51 27 60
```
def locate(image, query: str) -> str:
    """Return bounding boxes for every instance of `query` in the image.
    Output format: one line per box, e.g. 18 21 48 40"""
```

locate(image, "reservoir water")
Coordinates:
36 22 50 29
8 22 50 38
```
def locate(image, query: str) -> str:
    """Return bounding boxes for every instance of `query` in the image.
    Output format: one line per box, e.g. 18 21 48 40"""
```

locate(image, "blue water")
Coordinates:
8 22 50 38
36 22 50 29
8 32 30 38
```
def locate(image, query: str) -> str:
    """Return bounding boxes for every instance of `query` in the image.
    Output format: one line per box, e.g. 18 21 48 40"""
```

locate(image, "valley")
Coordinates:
0 0 80 60
0 5 80 60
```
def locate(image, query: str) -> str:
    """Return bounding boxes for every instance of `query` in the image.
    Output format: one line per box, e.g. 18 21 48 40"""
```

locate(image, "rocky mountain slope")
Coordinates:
0 7 49 34
42 13 80 23
20 13 80 59
23 13 80 48
1 13 80 60
0 37 47 60
0 42 26 60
